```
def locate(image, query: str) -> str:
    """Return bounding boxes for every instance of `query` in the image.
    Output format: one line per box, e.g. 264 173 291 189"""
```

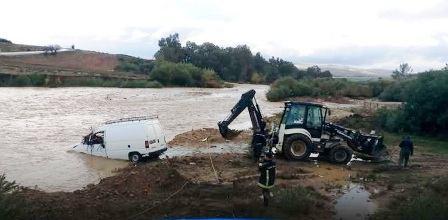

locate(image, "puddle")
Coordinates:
334 183 377 220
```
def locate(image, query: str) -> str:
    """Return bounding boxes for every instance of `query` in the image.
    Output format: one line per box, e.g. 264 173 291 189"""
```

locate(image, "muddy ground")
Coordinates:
168 128 252 147
16 98 448 219
19 128 448 220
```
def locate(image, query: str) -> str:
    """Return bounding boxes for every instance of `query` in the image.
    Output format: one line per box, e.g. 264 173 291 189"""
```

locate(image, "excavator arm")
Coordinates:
218 89 266 139
218 89 269 159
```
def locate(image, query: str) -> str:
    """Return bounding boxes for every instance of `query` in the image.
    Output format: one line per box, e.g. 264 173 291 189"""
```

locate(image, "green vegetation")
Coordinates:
0 175 24 220
115 55 155 74
272 186 324 215
0 38 12 43
378 80 410 101
373 176 448 220
150 60 222 87
266 77 389 101
337 114 448 155
0 73 162 88
382 132 448 155
154 33 332 84
376 70 448 136
391 63 413 80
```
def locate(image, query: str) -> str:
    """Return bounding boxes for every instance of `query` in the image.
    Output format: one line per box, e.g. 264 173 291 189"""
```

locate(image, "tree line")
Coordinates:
154 33 331 83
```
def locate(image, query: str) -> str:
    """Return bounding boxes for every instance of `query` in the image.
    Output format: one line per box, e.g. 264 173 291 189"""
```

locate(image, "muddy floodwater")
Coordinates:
0 84 282 191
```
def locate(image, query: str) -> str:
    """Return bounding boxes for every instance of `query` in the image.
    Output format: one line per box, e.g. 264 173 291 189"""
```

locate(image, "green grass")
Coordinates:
0 73 163 88
272 186 324 215
336 114 448 155
373 176 448 220
383 132 448 155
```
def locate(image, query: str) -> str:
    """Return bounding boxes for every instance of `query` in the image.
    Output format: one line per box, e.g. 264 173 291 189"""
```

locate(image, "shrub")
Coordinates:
115 55 155 75
378 80 410 102
11 75 32 86
0 175 24 220
0 38 12 43
375 70 448 135
266 77 382 101
27 73 47 86
150 60 222 87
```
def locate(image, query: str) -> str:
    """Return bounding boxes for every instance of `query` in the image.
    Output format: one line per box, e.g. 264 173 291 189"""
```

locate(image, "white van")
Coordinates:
73 116 167 162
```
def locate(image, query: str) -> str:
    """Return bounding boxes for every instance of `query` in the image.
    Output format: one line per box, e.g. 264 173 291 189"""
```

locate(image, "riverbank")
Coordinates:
0 85 282 191
7 125 447 219
2 93 448 219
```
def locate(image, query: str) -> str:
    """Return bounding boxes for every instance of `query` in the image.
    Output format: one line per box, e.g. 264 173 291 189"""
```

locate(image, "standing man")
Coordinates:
399 136 414 168
258 151 276 206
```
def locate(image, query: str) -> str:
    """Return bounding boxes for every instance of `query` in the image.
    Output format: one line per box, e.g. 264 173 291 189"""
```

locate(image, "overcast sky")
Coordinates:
1 0 447 71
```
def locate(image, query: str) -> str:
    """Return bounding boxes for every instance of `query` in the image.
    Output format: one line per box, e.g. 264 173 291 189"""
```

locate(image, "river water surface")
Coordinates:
0 84 282 191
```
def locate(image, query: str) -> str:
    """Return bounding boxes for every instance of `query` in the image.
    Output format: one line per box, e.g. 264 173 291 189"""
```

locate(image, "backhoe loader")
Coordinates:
218 89 387 164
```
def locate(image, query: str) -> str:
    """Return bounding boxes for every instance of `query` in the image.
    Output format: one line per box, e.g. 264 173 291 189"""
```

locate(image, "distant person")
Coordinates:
399 136 414 168
71 45 75 50
258 151 276 206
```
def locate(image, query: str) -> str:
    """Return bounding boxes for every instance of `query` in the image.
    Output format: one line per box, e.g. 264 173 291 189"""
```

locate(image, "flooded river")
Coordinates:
0 84 282 191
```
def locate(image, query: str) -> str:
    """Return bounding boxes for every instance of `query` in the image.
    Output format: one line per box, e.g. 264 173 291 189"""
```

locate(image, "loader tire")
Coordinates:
283 134 312 161
329 146 353 164
129 152 142 163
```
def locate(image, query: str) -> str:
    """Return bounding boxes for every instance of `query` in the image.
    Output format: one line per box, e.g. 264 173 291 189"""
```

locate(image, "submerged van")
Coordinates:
73 116 167 162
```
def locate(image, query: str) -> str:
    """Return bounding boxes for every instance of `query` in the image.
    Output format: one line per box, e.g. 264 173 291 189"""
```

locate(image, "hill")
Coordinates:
0 42 45 52
296 64 392 78
0 47 149 80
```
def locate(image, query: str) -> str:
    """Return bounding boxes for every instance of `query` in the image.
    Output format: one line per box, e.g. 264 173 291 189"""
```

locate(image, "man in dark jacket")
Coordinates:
258 151 276 206
399 136 414 168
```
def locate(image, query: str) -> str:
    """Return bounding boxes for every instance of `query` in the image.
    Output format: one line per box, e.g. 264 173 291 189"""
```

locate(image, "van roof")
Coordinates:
105 116 158 125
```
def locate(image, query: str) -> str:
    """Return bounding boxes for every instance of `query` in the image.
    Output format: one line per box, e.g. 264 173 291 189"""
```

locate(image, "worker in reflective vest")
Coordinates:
258 151 276 206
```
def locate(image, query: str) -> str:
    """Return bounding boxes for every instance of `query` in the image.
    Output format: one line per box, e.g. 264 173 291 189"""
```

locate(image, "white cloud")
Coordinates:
1 0 447 70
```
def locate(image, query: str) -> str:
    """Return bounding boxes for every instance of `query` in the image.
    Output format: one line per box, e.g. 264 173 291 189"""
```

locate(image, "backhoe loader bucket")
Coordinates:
218 122 242 140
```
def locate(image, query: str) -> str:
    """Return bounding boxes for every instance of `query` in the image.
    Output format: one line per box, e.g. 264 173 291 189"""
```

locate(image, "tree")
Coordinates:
43 44 61 55
443 63 448 71
154 33 186 63
0 38 12 43
392 63 412 80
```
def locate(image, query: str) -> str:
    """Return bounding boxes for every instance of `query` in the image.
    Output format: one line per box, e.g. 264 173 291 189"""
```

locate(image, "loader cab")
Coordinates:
280 102 328 139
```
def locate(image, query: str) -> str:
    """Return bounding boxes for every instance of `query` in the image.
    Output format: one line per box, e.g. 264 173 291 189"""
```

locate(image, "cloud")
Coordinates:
380 1 448 20
1 0 447 70
289 40 448 71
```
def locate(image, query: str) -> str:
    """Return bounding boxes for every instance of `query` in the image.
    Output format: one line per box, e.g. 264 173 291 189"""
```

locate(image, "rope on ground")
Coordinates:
209 154 220 183
126 181 189 220
205 135 220 183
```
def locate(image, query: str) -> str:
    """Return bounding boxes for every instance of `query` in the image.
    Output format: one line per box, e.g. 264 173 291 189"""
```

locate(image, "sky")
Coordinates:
1 0 447 71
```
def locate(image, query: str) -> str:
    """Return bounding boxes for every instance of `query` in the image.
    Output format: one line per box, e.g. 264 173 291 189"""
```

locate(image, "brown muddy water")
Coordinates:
0 84 282 191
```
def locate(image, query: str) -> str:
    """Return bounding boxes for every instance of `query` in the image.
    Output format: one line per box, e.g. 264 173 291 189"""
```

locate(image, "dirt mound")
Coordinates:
168 128 251 147
20 154 335 219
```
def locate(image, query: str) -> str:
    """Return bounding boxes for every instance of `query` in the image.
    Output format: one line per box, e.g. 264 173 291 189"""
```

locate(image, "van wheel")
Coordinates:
329 146 353 164
283 134 312 161
129 152 142 163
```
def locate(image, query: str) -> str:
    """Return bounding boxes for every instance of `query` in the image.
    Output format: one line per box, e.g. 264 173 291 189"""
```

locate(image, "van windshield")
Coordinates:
82 131 104 146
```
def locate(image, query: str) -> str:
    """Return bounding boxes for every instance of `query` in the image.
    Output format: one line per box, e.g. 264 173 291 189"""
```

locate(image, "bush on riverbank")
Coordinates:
0 175 24 220
375 70 448 135
115 55 155 75
149 60 223 87
266 77 388 101
0 73 163 88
